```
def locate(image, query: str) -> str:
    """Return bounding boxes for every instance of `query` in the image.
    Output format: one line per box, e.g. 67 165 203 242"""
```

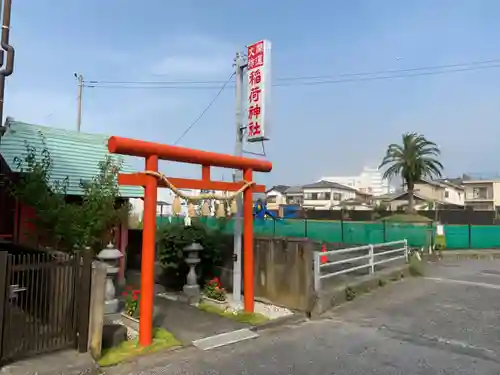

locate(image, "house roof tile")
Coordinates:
266 184 290 194
0 119 144 198
302 180 358 191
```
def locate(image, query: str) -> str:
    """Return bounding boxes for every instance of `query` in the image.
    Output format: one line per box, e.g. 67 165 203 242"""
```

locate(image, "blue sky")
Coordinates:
5 0 500 187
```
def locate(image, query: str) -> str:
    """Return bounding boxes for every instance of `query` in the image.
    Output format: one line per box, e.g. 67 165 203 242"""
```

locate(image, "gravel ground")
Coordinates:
225 293 294 320
106 259 500 375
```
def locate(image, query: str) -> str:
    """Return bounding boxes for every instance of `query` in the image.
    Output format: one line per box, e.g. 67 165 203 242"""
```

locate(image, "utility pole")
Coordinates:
233 52 246 304
0 0 14 136
75 73 83 132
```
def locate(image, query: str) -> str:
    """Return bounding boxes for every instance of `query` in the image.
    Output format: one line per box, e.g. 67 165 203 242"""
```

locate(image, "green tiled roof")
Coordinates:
0 119 144 198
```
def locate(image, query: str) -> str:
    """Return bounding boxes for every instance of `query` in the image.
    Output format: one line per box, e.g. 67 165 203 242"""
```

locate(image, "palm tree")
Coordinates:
379 133 443 213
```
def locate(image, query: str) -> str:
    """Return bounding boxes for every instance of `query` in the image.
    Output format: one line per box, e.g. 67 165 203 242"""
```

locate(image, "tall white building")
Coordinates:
320 167 393 196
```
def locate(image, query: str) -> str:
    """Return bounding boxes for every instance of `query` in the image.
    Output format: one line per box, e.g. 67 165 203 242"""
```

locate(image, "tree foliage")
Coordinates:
156 221 229 290
379 133 443 213
10 134 129 252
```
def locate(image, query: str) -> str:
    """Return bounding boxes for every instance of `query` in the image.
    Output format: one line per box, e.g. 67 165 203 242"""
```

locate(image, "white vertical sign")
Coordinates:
246 40 271 143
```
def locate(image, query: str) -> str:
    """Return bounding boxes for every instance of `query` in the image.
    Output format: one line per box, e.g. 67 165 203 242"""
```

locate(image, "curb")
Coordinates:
250 313 308 332
426 250 500 262
0 354 100 375
308 265 411 318
97 345 184 371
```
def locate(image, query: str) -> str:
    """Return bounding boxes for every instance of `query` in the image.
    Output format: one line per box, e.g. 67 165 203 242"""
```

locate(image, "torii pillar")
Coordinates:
108 136 272 346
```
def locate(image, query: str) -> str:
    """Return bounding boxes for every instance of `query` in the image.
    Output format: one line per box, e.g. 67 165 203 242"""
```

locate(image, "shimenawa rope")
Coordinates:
142 171 255 201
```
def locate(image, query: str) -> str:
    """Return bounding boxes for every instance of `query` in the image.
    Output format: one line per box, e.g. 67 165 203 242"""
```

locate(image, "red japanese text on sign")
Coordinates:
248 87 261 103
247 41 264 70
248 122 261 137
246 40 271 142
249 70 261 86
248 104 261 120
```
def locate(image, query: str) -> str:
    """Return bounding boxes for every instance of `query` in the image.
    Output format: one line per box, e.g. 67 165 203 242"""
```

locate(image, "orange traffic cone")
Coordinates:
320 243 327 264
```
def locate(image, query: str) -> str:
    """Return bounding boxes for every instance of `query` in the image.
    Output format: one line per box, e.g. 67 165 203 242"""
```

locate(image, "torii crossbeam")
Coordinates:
108 136 273 346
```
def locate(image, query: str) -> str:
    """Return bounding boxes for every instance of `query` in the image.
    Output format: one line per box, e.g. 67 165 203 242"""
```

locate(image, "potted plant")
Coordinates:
201 277 227 308
120 286 140 331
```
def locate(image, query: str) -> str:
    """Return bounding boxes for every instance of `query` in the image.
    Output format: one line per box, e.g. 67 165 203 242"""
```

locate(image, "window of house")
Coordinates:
267 196 277 203
472 187 490 199
317 192 330 200
333 193 342 201
444 191 449 198
304 193 312 200
287 196 302 204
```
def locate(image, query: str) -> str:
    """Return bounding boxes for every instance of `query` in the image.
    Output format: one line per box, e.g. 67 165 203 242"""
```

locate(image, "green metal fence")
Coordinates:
156 216 500 249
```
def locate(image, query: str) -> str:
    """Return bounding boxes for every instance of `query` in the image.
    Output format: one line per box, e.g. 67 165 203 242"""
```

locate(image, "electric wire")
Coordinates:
172 72 235 146
81 58 500 146
84 58 500 89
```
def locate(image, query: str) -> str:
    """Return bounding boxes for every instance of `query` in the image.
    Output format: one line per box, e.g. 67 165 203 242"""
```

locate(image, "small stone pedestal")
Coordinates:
97 243 123 314
183 242 203 305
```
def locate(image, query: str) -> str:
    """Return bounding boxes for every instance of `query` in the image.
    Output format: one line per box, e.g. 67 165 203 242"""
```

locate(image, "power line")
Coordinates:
274 63 500 87
86 79 227 85
172 72 235 146
277 58 500 82
83 63 500 90
84 58 500 88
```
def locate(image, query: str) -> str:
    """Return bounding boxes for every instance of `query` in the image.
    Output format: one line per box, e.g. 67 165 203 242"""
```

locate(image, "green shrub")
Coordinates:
345 286 356 301
378 279 387 287
157 220 231 289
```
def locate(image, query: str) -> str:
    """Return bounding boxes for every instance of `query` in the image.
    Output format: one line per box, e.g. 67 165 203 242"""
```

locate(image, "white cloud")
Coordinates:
151 55 231 77
2 31 236 147
149 33 236 78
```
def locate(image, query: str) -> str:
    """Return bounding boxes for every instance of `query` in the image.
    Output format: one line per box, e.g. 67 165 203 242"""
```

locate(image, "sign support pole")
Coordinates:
233 52 246 304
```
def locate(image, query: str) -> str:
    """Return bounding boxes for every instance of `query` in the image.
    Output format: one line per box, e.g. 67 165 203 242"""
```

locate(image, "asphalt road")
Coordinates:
108 259 500 375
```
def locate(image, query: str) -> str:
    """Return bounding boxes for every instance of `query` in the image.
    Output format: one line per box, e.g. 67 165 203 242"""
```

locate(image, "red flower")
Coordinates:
133 290 140 295
122 291 128 296
132 294 138 301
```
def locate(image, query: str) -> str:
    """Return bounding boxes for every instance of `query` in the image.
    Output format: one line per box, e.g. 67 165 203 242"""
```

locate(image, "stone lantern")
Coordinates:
183 242 203 304
97 242 123 314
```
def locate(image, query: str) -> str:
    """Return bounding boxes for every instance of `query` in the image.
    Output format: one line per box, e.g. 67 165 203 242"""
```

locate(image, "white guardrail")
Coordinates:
313 240 408 292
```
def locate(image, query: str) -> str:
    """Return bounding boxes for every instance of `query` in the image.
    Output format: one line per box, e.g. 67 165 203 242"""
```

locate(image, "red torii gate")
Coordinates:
108 136 273 346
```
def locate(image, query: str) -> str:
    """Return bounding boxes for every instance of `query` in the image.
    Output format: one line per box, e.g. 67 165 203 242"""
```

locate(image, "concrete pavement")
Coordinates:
154 296 250 345
105 259 500 375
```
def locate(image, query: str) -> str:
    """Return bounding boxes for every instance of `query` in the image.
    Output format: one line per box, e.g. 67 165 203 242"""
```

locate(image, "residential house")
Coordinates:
333 191 374 211
371 179 464 211
414 179 465 207
302 180 357 210
265 185 290 210
0 119 144 276
283 186 304 205
383 191 435 211
372 192 401 208
463 179 500 211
